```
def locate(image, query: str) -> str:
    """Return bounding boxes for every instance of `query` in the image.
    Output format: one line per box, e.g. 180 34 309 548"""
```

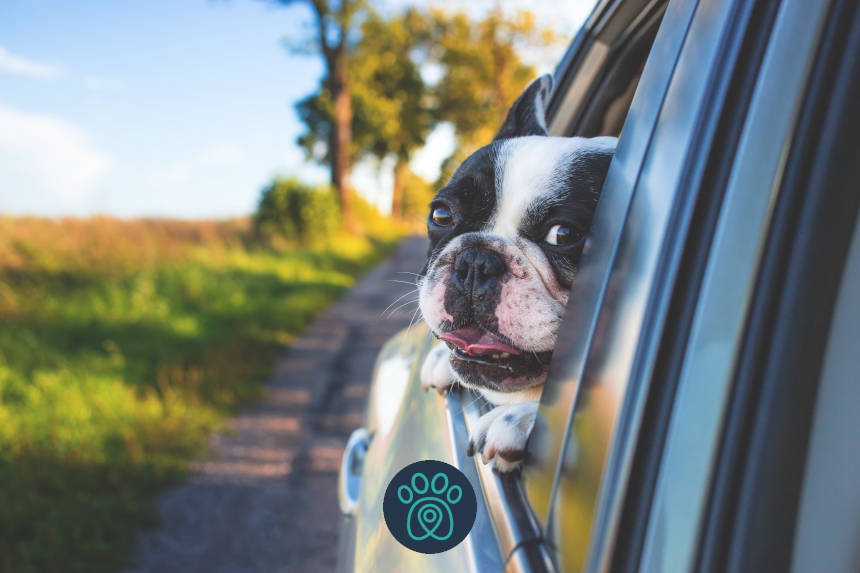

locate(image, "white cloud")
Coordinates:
0 45 64 80
83 75 123 92
139 139 246 189
199 139 245 167
0 104 111 205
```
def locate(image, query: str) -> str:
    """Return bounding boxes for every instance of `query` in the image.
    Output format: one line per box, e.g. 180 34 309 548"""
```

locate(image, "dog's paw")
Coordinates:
467 402 539 473
420 341 456 394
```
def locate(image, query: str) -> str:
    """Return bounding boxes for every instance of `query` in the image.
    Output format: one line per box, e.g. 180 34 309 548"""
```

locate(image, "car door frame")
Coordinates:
523 0 842 570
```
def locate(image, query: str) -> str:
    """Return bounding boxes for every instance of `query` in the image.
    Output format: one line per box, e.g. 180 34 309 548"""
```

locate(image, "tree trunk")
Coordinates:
391 157 408 220
328 50 354 231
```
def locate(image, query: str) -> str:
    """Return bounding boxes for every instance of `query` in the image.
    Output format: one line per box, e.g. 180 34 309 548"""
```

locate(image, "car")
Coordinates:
336 0 860 570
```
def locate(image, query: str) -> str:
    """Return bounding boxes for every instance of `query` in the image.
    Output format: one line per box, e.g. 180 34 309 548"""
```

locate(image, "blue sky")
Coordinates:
0 0 594 219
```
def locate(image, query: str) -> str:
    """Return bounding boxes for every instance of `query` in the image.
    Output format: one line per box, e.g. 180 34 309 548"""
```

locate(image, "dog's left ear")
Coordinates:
494 74 553 141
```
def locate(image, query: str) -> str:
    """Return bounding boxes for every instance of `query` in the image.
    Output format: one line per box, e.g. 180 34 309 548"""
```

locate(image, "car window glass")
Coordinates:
521 0 680 541
791 221 860 573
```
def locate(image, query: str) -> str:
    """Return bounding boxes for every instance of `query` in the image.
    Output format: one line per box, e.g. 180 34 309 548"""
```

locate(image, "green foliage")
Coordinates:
253 177 402 243
253 178 341 244
350 8 433 164
429 9 549 148
293 7 557 191
398 169 435 225
0 216 400 573
296 8 433 166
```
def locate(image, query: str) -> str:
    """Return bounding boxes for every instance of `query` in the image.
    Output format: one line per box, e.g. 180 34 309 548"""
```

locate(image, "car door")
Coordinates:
525 0 858 571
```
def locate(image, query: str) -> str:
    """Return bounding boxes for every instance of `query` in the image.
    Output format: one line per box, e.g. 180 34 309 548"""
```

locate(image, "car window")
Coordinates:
450 2 671 567
523 0 813 569
636 0 840 570
791 220 860 573
522 0 673 532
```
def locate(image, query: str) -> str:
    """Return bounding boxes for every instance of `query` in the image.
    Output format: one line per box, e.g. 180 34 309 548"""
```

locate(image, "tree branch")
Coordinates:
309 0 335 69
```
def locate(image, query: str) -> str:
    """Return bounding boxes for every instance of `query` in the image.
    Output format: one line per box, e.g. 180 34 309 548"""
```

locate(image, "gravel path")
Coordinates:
126 236 429 573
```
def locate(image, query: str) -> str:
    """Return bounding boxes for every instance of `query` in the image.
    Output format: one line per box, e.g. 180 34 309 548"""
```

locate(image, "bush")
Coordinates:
253 178 341 245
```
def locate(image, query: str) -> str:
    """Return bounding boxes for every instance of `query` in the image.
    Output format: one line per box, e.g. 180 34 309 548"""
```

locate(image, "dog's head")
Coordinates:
418 75 616 396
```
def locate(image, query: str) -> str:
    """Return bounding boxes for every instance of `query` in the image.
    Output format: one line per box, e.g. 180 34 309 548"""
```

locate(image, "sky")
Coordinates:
0 0 596 219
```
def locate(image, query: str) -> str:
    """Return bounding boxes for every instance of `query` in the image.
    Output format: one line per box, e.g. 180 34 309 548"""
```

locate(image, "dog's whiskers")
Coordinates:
405 306 423 334
384 298 420 319
379 288 419 318
386 279 420 287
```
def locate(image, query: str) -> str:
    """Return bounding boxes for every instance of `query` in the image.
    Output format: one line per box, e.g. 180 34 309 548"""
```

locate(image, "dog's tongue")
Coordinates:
440 327 521 356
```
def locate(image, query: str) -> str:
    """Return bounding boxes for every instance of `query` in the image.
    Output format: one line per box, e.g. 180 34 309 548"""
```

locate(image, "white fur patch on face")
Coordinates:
489 135 617 240
489 136 579 239
494 241 567 353
418 267 454 329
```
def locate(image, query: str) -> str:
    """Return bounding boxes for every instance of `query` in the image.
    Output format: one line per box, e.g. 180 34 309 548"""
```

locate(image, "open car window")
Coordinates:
455 0 671 568
520 0 808 568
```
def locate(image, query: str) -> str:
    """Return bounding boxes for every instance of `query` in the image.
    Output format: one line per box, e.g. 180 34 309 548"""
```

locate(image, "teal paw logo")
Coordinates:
398 471 461 541
383 460 477 553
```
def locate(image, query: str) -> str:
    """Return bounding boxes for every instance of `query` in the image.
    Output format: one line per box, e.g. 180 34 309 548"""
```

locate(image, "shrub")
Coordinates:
253 178 341 244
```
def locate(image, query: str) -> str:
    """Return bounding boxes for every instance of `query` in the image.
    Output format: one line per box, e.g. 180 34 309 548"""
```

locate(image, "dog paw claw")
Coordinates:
468 402 538 473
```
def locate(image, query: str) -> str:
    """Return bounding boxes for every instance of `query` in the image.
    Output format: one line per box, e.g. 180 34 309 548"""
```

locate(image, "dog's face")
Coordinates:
419 75 616 396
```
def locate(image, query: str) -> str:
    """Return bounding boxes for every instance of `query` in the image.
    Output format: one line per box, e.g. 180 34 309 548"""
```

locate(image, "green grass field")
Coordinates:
0 216 400 573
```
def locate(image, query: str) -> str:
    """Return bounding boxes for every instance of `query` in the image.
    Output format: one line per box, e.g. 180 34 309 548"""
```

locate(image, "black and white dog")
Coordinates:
418 74 616 472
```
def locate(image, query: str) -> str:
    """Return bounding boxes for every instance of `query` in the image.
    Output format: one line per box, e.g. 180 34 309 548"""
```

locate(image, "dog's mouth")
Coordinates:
439 326 551 380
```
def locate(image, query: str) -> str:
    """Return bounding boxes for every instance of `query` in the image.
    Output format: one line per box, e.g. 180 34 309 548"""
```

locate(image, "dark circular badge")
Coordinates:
382 459 477 554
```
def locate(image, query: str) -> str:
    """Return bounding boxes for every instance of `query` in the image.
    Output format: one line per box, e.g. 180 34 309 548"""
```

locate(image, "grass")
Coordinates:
0 216 401 573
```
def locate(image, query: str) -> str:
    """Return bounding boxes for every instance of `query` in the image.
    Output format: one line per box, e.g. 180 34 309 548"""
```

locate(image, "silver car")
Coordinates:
337 0 860 570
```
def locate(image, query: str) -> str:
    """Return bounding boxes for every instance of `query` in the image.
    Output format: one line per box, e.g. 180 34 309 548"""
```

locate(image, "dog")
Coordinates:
418 74 616 472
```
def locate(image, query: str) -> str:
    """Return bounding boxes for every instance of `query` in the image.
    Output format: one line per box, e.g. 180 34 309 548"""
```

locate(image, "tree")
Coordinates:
297 8 432 220
290 5 557 218
428 9 556 186
274 0 368 229
351 9 434 219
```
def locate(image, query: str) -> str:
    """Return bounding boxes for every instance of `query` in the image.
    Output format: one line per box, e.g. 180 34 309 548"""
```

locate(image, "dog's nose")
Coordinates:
453 248 506 297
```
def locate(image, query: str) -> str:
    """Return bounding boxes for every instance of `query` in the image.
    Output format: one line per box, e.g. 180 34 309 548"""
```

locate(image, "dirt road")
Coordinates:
126 236 429 573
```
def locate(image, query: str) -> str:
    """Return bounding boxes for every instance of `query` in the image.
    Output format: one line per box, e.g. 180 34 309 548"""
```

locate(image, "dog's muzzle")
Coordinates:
452 247 506 300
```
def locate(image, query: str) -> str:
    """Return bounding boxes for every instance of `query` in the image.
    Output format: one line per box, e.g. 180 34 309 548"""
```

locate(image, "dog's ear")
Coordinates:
493 74 553 141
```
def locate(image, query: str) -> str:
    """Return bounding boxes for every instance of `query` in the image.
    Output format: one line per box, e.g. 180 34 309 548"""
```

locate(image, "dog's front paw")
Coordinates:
420 341 456 394
467 402 539 473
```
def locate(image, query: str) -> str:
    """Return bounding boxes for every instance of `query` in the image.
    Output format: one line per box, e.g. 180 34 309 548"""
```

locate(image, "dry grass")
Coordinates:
0 215 401 573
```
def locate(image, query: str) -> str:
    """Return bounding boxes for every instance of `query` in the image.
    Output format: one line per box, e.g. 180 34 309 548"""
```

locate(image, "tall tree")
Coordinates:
292 6 557 217
276 0 367 229
296 8 433 219
429 9 556 185
350 9 433 218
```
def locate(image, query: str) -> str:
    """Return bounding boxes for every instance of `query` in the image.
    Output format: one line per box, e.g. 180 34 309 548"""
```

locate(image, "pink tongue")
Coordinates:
440 327 521 356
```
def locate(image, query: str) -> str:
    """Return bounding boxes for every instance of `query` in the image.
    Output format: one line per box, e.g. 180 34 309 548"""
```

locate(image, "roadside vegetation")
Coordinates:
0 3 561 571
0 208 400 573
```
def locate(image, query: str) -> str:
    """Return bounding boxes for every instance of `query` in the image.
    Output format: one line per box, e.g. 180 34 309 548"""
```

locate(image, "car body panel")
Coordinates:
339 325 507 573
525 0 689 534
639 0 835 569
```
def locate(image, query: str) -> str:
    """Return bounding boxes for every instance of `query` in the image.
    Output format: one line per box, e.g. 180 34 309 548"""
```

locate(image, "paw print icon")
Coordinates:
383 460 477 553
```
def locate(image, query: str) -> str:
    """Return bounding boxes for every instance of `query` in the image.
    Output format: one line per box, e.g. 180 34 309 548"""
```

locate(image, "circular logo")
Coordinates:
382 460 477 554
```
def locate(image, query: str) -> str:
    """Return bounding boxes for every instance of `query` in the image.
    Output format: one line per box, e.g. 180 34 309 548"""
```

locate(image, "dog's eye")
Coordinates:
544 224 578 246
430 206 454 227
